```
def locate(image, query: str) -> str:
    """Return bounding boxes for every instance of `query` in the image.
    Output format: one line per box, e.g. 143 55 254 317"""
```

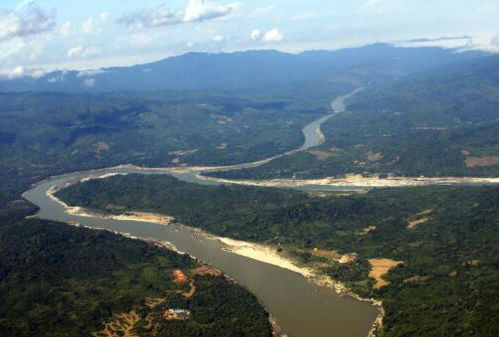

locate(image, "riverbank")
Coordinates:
197 172 499 188
47 179 383 336
216 236 384 337
45 178 286 336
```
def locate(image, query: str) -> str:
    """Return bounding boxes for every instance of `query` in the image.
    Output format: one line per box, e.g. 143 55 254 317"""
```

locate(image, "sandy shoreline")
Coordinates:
217 237 315 278
198 172 499 188
46 179 382 336
217 236 384 336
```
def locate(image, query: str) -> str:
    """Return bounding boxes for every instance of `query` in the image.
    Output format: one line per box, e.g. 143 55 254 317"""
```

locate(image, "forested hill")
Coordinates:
56 174 499 337
209 54 499 180
0 44 489 93
0 205 273 337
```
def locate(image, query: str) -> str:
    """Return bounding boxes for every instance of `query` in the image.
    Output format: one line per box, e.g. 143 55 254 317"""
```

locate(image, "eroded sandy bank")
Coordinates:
198 173 499 188
48 181 382 336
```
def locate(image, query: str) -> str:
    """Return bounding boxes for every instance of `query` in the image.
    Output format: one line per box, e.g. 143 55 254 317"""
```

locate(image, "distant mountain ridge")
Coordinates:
0 43 493 93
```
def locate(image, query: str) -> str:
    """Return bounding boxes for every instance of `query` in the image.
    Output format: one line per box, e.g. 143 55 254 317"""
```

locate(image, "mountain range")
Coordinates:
1 43 492 92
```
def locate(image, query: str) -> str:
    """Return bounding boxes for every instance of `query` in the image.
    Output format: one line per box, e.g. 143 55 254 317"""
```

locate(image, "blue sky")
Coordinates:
1 0 498 77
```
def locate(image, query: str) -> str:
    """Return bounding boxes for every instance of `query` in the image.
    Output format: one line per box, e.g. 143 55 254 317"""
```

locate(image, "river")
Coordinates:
25 87 493 337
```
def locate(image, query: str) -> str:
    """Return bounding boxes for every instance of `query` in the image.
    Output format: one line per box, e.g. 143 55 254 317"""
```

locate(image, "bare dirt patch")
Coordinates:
407 209 433 229
173 269 188 285
407 217 429 229
366 151 383 162
308 147 342 160
145 297 166 309
92 310 140 337
403 275 429 284
465 156 499 167
359 225 377 235
368 258 403 289
312 248 356 264
191 265 222 277
180 280 196 298
169 149 198 164
463 259 480 267
94 142 110 154
309 150 335 160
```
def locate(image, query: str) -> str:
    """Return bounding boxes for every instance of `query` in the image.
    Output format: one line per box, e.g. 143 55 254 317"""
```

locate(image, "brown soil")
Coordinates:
359 225 377 235
465 156 499 167
463 259 480 266
368 258 403 289
308 148 342 160
180 280 196 298
145 297 166 309
191 265 222 277
407 217 429 229
407 209 433 229
94 142 110 153
366 151 383 161
403 275 429 284
92 310 140 337
173 269 188 285
105 204 126 211
312 248 356 263
309 149 335 160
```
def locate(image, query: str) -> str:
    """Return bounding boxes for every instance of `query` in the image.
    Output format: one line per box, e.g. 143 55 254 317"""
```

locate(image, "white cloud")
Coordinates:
396 33 499 53
99 11 109 21
6 65 45 79
76 69 106 78
83 78 95 87
81 17 94 33
213 35 225 43
0 6 55 42
60 21 71 36
30 69 45 78
264 28 283 42
67 45 101 59
183 0 238 23
250 29 262 41
7 65 25 79
117 0 238 28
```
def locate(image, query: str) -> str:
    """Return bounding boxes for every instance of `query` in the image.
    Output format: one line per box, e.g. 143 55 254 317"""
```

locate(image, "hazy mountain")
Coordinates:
0 43 490 93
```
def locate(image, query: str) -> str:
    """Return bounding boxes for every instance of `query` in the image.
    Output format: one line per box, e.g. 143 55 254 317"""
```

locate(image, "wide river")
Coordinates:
24 88 381 337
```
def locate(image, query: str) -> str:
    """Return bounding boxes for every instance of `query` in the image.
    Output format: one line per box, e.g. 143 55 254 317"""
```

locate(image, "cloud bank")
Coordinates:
117 0 238 28
0 5 55 42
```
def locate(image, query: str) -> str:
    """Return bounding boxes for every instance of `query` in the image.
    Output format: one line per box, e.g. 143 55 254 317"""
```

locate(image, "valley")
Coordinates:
1 41 498 337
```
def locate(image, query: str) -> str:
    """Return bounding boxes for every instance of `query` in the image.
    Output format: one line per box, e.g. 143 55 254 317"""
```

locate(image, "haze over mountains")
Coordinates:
1 43 493 92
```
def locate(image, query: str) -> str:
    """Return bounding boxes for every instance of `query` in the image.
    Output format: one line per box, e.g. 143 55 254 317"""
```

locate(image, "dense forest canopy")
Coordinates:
0 45 497 337
58 174 499 337
209 55 499 180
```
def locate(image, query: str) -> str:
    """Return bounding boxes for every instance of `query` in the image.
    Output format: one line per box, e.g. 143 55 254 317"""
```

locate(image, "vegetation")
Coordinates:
57 174 499 337
0 83 353 205
0 205 272 337
208 55 499 180
0 47 497 337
